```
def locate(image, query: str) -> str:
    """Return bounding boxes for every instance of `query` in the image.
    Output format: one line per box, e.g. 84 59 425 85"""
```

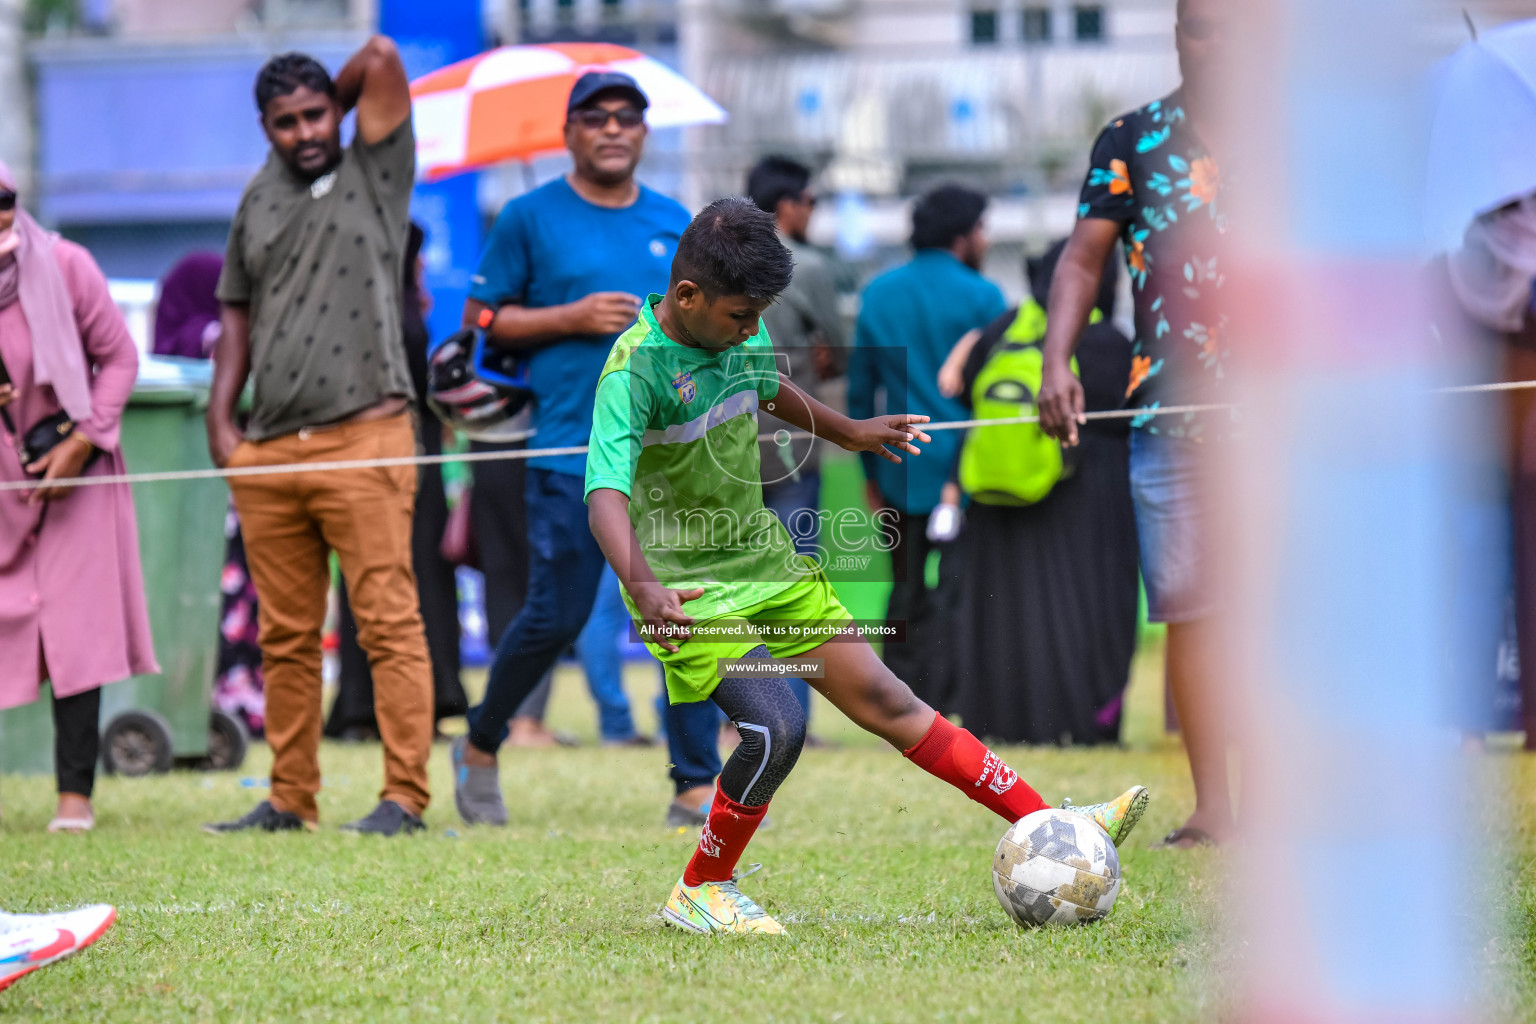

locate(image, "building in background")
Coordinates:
492 0 676 47
0 0 32 190
677 0 1179 293
475 0 686 214
684 0 1175 201
674 0 1535 292
7 0 1533 306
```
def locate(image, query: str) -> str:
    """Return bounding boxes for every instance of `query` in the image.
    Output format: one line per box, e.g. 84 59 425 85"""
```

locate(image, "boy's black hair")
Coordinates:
910 183 988 251
255 53 336 115
671 197 794 301
746 156 812 216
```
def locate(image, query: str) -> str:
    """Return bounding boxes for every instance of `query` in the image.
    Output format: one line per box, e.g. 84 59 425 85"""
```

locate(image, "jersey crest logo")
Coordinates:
671 371 696 404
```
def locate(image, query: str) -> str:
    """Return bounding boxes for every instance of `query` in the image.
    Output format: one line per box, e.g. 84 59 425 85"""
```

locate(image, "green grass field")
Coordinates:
2 643 1532 1022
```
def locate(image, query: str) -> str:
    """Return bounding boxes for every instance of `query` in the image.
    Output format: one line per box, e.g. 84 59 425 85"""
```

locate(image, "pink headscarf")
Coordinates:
0 159 92 421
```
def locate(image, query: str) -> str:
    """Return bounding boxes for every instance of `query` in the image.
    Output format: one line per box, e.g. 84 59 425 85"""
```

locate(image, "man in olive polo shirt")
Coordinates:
203 36 432 836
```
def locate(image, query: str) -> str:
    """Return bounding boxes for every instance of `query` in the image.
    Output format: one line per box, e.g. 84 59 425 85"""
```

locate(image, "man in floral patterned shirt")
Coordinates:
1039 0 1233 849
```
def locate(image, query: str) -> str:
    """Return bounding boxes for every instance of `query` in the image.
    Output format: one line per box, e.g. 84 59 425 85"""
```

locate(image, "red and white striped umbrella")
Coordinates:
411 42 727 179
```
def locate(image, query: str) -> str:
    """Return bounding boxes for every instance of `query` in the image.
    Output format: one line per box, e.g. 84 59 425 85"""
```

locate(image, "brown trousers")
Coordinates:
228 413 433 819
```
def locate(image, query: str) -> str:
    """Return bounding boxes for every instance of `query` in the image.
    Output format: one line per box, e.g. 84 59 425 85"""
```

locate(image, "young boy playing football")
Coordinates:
585 197 1149 934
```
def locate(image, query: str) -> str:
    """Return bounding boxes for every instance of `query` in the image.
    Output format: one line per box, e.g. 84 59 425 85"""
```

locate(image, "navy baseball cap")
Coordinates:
566 70 649 114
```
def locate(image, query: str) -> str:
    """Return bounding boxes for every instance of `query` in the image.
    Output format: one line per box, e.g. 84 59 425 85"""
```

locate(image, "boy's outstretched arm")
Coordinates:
766 373 931 465
588 488 704 653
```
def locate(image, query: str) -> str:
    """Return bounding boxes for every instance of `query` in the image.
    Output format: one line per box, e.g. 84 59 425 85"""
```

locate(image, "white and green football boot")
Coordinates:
1060 785 1150 847
661 877 785 935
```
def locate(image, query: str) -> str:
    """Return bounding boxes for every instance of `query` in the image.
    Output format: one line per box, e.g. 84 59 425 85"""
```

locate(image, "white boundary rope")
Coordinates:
0 384 1526 494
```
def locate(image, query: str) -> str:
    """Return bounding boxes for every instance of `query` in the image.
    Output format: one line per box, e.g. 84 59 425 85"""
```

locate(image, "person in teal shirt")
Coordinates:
847 184 1007 705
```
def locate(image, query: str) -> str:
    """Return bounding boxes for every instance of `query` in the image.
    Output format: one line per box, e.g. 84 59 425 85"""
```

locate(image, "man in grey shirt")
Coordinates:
747 156 849 722
203 36 433 837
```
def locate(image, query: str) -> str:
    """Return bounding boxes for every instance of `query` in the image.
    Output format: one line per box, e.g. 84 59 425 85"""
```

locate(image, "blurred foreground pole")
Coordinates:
1229 1 1480 1021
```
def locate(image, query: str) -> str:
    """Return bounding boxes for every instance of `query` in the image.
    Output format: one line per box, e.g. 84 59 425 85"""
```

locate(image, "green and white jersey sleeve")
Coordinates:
584 317 656 500
586 294 808 621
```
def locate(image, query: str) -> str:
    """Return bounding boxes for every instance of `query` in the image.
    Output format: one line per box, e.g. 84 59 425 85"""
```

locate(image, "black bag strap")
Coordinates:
0 349 15 438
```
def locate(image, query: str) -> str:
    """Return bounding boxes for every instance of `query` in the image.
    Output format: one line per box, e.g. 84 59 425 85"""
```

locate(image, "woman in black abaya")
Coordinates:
944 240 1139 745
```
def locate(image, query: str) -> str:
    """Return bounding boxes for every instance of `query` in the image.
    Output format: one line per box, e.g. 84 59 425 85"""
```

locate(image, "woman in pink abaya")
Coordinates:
0 161 157 832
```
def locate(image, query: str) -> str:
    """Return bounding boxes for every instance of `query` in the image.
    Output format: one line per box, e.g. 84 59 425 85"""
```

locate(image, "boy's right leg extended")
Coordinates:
809 639 1149 844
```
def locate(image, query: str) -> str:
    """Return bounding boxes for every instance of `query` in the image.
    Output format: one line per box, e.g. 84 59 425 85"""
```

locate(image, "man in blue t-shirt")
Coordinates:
452 72 697 824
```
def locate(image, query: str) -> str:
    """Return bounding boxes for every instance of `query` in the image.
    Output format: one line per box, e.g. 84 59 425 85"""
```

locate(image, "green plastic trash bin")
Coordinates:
0 356 247 776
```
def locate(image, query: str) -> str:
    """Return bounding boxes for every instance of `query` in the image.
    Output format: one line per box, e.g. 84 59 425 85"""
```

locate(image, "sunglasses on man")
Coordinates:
569 107 645 131
0 191 15 212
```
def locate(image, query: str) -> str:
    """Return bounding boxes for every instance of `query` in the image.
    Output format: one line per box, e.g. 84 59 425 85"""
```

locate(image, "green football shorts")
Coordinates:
632 564 854 704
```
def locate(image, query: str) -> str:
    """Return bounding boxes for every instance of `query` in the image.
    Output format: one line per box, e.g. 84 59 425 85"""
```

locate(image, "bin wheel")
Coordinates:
202 710 249 772
101 710 175 777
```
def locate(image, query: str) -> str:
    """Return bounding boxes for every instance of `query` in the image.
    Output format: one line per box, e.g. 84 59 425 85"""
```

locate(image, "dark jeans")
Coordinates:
471 440 552 721
465 468 608 752
575 568 640 742
53 687 100 797
761 471 820 720
664 696 727 795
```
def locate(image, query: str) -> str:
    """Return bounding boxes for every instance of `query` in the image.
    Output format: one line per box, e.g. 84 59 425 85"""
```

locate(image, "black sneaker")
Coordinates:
202 800 311 834
340 800 425 836
665 799 709 828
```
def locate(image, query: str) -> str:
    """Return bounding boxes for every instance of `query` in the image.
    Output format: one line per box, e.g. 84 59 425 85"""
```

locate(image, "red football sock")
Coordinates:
903 713 1049 823
682 783 770 886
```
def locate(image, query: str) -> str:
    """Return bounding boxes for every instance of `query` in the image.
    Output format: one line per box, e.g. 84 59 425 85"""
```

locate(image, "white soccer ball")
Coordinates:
992 808 1121 927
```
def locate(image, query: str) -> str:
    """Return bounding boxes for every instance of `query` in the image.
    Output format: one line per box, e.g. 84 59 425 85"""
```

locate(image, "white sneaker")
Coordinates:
0 904 116 993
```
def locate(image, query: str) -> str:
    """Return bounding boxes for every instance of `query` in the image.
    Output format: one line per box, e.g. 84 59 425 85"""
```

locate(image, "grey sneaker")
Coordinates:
339 800 425 836
665 797 772 830
451 735 508 826
665 799 709 828
202 800 313 835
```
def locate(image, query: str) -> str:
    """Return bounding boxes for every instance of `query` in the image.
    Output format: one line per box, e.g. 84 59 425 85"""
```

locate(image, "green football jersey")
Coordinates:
585 294 807 621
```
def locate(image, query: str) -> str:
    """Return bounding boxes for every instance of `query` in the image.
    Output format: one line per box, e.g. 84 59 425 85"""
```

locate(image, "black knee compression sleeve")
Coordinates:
710 646 808 807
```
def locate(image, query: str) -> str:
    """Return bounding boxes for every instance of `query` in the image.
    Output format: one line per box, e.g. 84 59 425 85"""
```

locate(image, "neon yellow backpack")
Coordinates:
958 299 1092 506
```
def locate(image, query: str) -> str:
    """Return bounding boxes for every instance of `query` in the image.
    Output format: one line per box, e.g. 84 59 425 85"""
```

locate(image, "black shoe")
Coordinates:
202 800 311 834
665 799 709 828
340 800 425 836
